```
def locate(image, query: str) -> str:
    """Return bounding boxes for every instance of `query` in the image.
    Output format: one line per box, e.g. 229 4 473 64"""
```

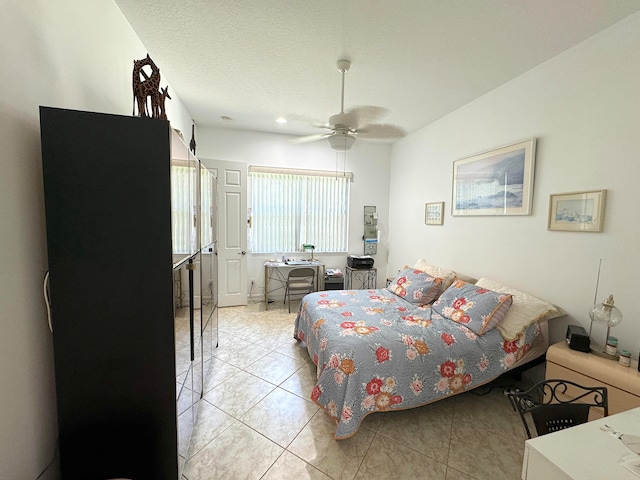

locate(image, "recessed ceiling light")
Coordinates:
276 116 287 124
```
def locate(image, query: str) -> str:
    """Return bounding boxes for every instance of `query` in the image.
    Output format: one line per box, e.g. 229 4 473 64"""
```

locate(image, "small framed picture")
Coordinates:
425 202 444 225
548 190 607 232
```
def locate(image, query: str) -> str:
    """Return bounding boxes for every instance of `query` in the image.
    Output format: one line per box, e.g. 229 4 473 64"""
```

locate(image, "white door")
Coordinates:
204 159 247 307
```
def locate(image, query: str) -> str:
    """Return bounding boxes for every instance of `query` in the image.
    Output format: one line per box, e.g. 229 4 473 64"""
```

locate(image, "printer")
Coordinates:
347 255 374 269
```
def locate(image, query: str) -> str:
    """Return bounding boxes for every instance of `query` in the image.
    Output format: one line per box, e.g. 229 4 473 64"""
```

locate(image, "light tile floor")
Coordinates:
182 302 532 480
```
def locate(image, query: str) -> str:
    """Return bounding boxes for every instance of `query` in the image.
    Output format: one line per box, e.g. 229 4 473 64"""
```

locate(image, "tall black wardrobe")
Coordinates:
40 107 217 479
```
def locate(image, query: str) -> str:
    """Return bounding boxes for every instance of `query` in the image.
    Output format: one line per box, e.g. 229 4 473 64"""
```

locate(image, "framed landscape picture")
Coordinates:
548 190 607 232
425 202 444 225
452 138 536 216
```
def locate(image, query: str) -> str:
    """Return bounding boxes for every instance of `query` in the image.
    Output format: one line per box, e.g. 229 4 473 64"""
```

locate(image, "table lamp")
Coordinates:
589 294 623 359
303 244 315 260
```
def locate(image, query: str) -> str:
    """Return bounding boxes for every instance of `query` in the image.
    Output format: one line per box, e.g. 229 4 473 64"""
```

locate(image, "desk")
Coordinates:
522 407 640 479
263 260 324 309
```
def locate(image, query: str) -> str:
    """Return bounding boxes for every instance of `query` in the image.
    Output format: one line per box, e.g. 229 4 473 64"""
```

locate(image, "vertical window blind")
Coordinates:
249 166 352 253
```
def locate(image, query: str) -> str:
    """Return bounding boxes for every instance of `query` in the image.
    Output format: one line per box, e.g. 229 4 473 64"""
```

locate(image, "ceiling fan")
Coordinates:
291 59 405 151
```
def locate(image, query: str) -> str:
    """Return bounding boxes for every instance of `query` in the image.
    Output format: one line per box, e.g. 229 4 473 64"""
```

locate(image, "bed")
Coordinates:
293 260 560 440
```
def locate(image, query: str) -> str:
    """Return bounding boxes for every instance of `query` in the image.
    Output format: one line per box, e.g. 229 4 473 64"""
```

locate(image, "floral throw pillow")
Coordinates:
432 279 513 335
387 266 442 305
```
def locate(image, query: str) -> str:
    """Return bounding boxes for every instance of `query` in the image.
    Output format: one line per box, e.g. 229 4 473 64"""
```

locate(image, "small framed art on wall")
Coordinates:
425 202 444 225
548 189 607 232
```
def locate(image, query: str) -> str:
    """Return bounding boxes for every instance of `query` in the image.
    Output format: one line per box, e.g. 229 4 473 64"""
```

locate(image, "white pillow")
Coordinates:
475 278 562 340
413 259 457 289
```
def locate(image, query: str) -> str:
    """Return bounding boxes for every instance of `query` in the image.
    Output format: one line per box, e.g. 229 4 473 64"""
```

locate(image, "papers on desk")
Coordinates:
622 455 640 477
624 436 640 455
603 424 640 477
602 424 640 455
326 268 342 276
264 260 320 266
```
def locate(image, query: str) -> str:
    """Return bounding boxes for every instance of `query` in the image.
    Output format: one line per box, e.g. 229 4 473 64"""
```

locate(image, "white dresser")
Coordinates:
546 341 640 416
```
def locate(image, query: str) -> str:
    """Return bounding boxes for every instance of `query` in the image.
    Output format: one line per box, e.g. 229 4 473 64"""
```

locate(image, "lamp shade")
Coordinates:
327 132 355 151
589 294 622 327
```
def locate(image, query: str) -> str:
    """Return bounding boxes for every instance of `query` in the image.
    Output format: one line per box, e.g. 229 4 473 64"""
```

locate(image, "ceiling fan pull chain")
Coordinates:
343 149 347 177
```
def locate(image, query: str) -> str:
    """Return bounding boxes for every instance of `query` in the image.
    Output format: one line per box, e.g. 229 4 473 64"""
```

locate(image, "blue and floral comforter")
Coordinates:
293 288 543 439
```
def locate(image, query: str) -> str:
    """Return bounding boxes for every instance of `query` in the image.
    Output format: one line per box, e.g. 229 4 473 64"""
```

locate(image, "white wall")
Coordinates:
0 1 192 478
388 13 640 355
3 1 637 476
196 127 392 297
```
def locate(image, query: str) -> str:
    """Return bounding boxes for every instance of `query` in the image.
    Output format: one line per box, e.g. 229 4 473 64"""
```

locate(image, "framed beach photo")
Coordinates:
425 202 444 225
548 190 607 232
452 138 536 216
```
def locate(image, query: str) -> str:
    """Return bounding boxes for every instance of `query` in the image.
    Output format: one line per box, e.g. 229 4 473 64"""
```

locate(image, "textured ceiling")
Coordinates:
114 0 640 142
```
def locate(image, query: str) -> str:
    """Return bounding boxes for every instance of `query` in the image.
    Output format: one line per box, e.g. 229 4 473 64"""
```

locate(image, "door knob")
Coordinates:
238 251 246 255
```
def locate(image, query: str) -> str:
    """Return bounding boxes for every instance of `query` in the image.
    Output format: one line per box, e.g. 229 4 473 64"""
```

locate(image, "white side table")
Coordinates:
344 266 377 289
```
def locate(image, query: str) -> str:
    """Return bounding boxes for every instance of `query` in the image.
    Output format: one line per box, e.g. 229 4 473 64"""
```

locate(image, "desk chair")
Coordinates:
506 378 608 439
284 267 315 312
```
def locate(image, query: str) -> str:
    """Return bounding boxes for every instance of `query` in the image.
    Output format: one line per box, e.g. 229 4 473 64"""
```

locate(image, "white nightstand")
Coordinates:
546 341 640 416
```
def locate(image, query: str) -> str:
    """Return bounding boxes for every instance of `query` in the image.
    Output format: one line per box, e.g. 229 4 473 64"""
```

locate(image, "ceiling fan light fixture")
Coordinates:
328 132 355 151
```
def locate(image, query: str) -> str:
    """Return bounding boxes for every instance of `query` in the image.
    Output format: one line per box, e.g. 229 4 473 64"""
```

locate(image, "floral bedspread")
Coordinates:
293 288 542 439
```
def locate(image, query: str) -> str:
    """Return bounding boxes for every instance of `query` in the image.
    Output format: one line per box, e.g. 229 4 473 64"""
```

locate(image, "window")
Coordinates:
249 166 352 253
171 161 198 255
171 164 191 254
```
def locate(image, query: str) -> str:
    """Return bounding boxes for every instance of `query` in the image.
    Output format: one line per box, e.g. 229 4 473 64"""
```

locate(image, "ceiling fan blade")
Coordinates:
328 112 349 129
343 106 389 129
288 60 400 150
289 133 331 144
355 124 406 139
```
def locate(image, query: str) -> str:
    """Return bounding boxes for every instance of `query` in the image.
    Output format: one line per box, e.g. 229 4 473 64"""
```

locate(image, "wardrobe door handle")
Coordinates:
44 271 53 332
188 260 195 362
